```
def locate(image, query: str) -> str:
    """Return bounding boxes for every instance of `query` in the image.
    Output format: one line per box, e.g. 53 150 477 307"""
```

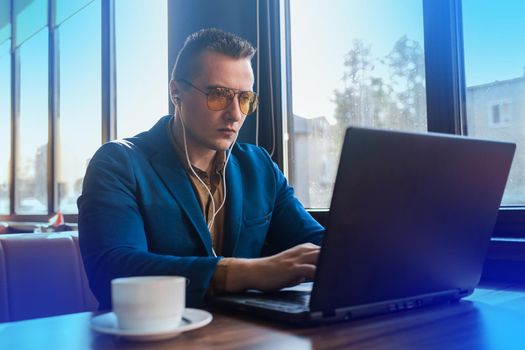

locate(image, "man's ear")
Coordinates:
169 80 181 105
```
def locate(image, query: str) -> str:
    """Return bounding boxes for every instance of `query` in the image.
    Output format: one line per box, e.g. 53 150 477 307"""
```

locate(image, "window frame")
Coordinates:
280 0 525 245
0 0 114 222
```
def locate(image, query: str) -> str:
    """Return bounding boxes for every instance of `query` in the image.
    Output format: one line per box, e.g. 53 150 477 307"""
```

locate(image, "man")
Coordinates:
78 28 324 309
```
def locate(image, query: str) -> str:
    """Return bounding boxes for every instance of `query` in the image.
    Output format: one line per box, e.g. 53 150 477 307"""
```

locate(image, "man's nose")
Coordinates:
224 95 245 122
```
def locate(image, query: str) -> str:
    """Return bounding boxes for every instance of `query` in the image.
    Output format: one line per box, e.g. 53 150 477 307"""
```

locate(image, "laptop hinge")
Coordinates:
322 310 335 318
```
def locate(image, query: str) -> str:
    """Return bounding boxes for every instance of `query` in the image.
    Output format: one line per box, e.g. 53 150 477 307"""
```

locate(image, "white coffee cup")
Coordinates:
111 276 186 331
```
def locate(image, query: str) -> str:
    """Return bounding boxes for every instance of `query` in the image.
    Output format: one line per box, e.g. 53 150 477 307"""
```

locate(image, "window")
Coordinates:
463 0 525 206
115 0 168 139
57 0 101 213
488 101 512 128
0 0 169 218
16 28 48 214
287 0 427 208
0 40 10 214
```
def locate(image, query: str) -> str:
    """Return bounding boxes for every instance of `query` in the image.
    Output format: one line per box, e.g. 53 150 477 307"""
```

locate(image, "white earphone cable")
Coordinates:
175 105 236 257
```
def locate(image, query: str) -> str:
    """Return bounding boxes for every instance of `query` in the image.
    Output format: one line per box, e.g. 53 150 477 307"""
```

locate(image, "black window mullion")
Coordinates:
9 0 18 216
422 0 466 135
257 0 285 169
101 0 116 142
282 0 293 179
48 0 58 214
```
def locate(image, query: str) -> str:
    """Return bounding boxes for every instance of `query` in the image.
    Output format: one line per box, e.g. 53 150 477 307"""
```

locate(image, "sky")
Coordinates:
289 0 525 122
462 0 525 86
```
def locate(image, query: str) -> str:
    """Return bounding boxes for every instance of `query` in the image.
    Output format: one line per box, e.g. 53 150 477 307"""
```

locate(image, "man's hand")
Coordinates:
223 243 321 292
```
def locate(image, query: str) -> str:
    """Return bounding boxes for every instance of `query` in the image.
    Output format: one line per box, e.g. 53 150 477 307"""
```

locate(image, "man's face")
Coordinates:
172 50 254 153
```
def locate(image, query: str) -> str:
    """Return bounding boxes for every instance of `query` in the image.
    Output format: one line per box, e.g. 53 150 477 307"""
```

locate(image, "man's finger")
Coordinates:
294 264 316 280
298 249 320 265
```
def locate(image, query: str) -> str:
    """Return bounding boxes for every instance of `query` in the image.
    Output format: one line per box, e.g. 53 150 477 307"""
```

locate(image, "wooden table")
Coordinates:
2 283 525 350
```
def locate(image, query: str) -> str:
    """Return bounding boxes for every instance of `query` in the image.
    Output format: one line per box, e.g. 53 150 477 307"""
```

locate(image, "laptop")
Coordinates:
209 127 516 324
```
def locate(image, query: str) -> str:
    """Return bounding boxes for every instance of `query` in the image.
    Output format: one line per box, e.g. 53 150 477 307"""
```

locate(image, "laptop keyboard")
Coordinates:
241 291 311 313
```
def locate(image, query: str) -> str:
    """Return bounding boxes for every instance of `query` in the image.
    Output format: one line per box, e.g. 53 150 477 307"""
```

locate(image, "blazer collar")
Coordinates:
138 116 214 256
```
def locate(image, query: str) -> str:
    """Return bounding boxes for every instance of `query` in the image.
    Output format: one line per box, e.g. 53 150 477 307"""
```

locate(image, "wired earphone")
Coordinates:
171 92 238 258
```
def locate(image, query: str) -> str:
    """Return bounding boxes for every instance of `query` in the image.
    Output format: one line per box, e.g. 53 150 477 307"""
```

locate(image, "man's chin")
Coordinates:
217 143 235 151
208 141 234 152
215 138 237 151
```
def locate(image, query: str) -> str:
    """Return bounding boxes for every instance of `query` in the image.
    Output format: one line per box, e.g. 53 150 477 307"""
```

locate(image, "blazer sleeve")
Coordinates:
77 142 220 310
261 149 326 255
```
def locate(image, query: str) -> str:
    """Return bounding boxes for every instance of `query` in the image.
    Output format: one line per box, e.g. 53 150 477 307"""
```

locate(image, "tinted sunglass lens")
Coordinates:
206 88 258 115
240 93 258 115
207 89 232 111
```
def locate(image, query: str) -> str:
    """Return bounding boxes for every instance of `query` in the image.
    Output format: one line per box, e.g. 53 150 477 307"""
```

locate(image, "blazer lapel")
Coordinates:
149 151 214 256
223 155 243 256
140 116 214 256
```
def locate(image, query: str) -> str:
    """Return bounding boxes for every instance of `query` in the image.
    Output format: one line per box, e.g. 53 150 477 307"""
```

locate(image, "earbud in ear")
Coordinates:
171 94 180 106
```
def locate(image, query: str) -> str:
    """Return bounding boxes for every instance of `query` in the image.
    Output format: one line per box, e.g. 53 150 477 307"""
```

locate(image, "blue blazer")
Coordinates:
78 116 324 309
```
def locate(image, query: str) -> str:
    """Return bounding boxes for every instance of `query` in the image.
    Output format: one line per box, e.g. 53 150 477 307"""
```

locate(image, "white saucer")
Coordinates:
90 308 212 341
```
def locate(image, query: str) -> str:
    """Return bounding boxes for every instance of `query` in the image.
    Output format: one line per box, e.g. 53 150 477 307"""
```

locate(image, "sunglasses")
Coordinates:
178 79 259 115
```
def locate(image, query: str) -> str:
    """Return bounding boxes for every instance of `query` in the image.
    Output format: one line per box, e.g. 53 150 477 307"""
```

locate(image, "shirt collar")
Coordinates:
167 115 226 175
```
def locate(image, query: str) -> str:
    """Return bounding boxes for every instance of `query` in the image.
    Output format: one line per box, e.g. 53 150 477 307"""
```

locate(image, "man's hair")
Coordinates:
171 28 256 81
